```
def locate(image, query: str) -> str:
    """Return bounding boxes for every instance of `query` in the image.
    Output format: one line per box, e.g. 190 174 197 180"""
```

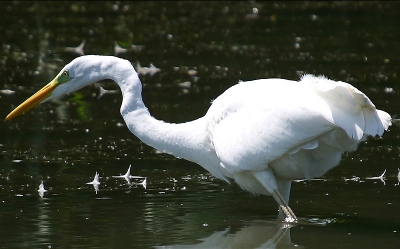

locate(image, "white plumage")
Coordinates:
5 55 391 223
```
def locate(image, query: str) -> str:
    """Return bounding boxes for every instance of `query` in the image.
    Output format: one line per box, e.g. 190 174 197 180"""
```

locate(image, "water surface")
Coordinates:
1 2 400 248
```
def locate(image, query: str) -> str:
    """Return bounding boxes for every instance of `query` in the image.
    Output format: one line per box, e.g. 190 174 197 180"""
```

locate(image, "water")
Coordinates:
1 2 400 248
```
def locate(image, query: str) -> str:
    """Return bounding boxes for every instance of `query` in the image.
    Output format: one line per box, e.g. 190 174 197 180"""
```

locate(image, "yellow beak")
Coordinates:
5 80 59 121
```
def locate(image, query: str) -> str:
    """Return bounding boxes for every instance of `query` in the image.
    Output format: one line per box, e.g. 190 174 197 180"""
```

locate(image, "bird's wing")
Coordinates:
208 77 390 173
211 101 334 173
310 75 390 139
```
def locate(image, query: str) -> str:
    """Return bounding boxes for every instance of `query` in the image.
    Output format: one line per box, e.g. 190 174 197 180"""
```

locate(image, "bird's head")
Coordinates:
5 55 116 121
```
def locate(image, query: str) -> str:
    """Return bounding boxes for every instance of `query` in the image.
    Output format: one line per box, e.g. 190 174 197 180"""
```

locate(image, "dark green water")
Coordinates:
1 2 400 248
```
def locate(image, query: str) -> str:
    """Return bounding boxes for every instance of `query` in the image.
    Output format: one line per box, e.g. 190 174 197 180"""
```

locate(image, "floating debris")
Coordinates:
344 176 361 182
113 164 133 185
187 69 197 76
35 57 59 75
96 83 119 99
114 41 144 55
113 165 147 189
293 178 326 183
65 40 85 55
384 87 394 94
245 7 259 19
38 180 47 198
114 41 128 55
131 44 145 52
365 169 386 185
178 81 191 89
0 89 15 95
397 168 400 182
137 177 147 190
86 172 100 194
136 63 160 76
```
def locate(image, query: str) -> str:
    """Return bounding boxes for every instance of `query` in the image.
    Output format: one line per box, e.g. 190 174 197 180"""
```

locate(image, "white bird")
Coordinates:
5 55 391 223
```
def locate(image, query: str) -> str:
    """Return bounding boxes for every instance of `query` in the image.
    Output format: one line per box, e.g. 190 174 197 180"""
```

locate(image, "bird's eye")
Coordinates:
58 70 70 84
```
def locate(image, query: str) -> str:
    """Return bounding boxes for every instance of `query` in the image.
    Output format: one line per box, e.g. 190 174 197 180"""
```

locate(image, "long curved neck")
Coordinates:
104 57 208 164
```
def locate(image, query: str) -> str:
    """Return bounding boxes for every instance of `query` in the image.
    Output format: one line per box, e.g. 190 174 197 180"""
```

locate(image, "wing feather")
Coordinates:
207 76 390 173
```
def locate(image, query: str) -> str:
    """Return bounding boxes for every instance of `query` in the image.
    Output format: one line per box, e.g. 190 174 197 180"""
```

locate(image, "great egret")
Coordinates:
5 55 391 223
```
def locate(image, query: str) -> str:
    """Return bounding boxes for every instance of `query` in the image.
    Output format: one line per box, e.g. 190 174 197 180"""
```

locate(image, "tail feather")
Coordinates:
377 110 392 132
303 75 391 140
363 108 390 137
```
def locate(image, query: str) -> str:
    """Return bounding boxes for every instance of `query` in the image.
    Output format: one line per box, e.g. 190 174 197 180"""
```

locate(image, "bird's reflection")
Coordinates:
155 220 303 249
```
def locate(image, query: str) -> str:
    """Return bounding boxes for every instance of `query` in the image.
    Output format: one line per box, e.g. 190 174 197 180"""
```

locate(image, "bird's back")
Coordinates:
205 75 391 187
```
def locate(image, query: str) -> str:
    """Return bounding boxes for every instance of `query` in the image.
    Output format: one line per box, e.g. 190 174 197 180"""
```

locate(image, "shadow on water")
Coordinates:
1 1 400 248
